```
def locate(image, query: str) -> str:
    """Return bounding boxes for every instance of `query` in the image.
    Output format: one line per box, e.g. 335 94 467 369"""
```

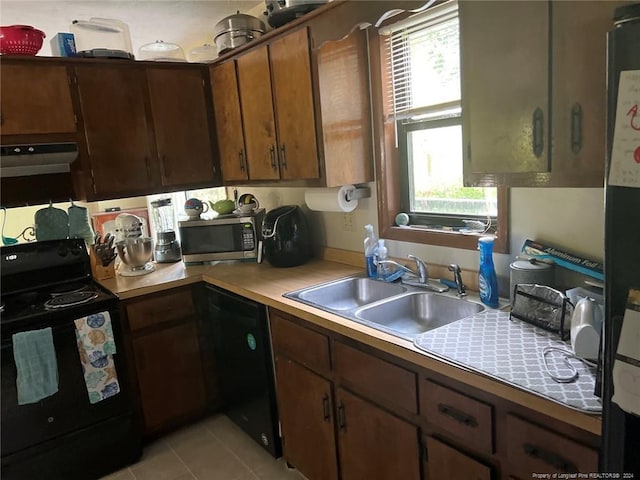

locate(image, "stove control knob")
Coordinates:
57 245 68 257
47 416 54 423
70 244 83 256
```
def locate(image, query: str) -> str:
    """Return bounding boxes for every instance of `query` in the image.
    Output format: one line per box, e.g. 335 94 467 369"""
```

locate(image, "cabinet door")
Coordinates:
132 321 206 433
336 387 421 480
146 67 218 187
210 61 248 182
75 65 157 197
270 27 320 180
274 355 338 480
425 436 492 480
550 1 622 186
237 45 280 180
460 1 549 181
1 63 77 136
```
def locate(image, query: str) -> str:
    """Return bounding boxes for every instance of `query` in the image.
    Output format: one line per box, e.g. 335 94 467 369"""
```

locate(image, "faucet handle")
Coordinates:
408 254 428 283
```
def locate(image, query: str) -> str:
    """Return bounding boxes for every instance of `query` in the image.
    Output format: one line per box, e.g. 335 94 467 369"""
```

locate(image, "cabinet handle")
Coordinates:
269 145 277 170
144 157 152 181
523 443 576 472
279 144 287 169
337 401 346 431
322 394 330 422
161 154 170 178
532 107 544 158
437 403 478 427
571 103 583 154
239 149 245 172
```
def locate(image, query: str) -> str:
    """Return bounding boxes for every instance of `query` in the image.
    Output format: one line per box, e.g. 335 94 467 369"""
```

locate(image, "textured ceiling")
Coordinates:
0 1 264 60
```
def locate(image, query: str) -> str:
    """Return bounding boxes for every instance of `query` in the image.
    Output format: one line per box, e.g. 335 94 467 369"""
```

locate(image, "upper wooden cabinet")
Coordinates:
146 67 219 188
74 63 157 198
461 1 623 187
74 62 220 200
210 25 372 187
0 62 77 137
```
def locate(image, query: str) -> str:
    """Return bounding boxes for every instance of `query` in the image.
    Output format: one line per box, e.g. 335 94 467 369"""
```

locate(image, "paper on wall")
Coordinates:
609 70 640 188
612 289 640 416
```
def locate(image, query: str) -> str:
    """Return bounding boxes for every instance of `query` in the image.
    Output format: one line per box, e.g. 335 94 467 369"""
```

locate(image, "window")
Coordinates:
376 1 508 252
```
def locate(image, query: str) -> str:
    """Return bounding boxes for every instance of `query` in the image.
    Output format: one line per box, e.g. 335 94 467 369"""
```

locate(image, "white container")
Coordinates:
138 40 185 62
70 18 134 58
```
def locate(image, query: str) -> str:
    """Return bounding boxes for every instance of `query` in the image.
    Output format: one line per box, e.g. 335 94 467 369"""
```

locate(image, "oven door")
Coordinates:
1 307 131 457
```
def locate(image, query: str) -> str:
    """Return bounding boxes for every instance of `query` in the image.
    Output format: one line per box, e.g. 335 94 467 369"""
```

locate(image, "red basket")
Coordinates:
0 25 46 55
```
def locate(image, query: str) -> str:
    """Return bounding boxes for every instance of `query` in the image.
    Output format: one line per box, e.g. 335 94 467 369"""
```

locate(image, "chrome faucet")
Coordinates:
448 263 467 296
378 255 448 293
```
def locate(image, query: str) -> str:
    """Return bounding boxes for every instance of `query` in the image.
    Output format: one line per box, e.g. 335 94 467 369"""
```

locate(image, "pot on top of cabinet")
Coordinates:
263 0 330 28
214 11 266 55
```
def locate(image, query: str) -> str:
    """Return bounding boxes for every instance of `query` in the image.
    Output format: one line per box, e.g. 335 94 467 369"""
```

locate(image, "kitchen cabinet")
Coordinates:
210 25 372 186
424 436 491 480
74 62 219 200
124 286 206 436
74 63 157 198
146 67 219 188
461 1 623 187
269 310 421 480
0 61 77 138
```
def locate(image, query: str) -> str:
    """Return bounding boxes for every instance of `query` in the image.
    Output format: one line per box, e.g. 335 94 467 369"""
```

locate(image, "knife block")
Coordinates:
90 248 115 280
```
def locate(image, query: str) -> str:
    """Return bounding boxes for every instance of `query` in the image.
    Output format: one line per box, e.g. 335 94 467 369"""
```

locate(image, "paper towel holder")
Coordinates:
344 186 370 202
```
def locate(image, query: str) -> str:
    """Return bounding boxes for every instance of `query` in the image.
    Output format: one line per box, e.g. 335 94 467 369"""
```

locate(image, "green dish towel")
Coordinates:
12 328 59 405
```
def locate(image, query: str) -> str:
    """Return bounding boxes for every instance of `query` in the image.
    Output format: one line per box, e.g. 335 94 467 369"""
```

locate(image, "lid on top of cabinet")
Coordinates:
613 4 640 26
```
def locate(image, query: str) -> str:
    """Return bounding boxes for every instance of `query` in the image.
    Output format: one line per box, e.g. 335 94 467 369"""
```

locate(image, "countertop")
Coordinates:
97 252 602 436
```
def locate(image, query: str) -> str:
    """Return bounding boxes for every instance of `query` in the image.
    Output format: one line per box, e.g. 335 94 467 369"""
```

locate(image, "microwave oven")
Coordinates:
178 209 265 263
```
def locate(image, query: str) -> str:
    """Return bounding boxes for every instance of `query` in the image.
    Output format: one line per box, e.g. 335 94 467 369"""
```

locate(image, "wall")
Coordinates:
1 0 605 293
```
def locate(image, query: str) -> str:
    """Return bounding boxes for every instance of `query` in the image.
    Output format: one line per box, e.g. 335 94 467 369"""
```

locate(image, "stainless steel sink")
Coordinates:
284 275 487 340
297 276 406 311
354 292 485 337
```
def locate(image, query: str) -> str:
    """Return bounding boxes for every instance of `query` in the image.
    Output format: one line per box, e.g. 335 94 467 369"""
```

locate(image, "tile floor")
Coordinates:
101 414 306 480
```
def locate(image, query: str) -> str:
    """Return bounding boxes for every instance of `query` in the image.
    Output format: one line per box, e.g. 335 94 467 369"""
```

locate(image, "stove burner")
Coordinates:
44 291 99 309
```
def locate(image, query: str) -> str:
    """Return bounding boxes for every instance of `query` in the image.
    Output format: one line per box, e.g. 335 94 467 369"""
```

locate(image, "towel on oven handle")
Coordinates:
12 327 59 405
74 311 120 404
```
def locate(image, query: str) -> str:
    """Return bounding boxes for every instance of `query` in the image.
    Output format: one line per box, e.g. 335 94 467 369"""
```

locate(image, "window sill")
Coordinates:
380 224 509 254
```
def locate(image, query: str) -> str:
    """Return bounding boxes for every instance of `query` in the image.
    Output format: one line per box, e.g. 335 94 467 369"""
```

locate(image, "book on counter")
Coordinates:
521 239 604 281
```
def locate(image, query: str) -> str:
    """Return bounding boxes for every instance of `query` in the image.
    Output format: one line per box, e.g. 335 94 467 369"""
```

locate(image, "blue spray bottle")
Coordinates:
478 236 499 308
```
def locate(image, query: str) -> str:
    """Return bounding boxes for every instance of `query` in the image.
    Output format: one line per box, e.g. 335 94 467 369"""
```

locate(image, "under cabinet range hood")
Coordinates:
0 143 79 177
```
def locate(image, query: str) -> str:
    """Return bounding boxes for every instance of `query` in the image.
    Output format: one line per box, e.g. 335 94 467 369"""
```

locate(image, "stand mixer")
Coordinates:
114 213 155 276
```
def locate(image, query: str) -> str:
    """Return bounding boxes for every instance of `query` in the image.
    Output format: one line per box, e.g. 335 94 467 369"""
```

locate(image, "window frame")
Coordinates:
370 17 510 254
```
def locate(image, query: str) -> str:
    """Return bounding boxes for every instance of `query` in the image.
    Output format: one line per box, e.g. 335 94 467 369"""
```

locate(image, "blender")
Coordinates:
150 198 182 263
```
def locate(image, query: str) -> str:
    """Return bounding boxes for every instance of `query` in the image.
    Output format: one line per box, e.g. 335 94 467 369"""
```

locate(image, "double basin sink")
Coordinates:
284 275 486 341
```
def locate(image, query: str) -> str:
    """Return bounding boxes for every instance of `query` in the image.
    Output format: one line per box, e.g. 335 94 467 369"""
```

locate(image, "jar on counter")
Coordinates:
509 259 555 304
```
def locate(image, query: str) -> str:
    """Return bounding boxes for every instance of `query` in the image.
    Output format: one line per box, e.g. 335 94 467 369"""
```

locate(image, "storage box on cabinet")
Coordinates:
505 414 598 478
420 378 494 454
333 340 417 414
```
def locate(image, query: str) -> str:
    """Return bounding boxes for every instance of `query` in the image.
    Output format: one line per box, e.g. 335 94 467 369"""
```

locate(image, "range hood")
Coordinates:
0 143 79 178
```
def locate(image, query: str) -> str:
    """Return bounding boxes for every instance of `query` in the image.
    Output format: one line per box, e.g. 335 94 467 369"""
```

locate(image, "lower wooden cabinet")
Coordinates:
425 436 492 480
274 355 338 480
131 321 206 432
336 387 421 480
125 286 207 435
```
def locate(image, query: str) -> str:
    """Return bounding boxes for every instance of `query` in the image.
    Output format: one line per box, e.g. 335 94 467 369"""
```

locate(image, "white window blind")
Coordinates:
381 1 460 121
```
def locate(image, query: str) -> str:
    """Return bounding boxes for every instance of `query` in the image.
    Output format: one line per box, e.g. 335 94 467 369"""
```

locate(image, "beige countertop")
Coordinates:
97 251 601 436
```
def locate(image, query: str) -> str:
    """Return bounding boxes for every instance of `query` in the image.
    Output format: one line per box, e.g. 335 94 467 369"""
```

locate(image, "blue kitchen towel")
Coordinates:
12 327 59 405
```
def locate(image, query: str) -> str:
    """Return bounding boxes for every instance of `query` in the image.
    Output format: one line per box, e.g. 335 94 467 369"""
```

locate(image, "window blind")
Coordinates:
381 1 460 121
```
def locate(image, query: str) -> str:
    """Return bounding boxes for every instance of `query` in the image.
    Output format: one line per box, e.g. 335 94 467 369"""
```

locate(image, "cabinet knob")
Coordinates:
239 149 246 172
322 393 330 422
337 401 346 431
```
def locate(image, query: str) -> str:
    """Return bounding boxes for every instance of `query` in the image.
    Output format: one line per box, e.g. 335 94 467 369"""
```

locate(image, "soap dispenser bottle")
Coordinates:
478 236 499 308
364 224 378 278
376 239 388 279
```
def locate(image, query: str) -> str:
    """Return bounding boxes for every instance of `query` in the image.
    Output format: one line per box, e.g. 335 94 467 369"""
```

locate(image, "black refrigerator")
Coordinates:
602 3 640 476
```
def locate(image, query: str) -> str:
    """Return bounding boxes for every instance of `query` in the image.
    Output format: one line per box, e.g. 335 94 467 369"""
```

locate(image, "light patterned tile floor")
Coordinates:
101 415 306 480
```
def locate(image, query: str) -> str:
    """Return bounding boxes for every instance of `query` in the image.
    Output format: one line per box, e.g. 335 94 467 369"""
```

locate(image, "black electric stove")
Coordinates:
0 239 142 480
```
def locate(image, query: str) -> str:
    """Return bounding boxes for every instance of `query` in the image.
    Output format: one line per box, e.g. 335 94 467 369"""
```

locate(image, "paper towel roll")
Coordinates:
305 185 358 212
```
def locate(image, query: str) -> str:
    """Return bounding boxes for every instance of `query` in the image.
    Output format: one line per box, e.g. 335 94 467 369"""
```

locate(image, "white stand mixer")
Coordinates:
114 213 155 276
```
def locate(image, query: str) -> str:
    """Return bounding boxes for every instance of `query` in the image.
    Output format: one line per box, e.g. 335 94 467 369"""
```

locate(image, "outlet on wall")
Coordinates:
342 212 356 232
